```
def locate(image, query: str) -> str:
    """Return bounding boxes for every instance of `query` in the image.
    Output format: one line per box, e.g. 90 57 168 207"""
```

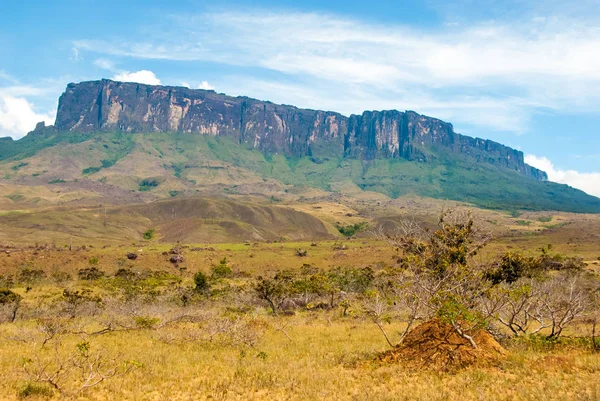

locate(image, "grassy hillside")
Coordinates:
1 131 599 213
0 197 337 246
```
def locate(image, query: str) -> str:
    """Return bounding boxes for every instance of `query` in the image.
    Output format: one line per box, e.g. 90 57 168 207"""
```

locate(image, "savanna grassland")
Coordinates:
2 200 600 401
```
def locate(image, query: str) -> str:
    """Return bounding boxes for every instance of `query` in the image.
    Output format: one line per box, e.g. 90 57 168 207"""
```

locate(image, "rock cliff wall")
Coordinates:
54 79 547 180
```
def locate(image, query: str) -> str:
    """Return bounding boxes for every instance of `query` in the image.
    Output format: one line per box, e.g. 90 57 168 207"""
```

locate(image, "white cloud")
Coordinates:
197 81 214 90
112 70 161 85
0 95 55 139
94 58 116 71
525 154 600 198
69 47 82 62
72 10 600 133
180 81 191 88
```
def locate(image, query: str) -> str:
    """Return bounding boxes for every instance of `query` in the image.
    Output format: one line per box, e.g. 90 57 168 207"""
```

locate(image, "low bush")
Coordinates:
212 258 232 279
0 288 20 304
78 267 105 280
17 382 54 399
194 271 210 293
18 268 46 284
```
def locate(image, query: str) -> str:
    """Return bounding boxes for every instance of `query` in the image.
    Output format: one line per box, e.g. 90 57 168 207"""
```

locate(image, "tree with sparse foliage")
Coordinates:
378 209 494 348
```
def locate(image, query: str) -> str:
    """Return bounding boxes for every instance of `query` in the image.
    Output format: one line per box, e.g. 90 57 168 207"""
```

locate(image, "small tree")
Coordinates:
380 209 493 348
254 276 288 314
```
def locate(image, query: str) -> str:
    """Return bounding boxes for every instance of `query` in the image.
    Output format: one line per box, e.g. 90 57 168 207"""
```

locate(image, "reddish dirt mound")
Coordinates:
379 319 506 370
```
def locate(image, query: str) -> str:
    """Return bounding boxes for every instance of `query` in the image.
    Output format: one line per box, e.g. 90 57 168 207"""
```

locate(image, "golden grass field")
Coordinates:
1 193 600 400
0 235 599 400
3 315 600 401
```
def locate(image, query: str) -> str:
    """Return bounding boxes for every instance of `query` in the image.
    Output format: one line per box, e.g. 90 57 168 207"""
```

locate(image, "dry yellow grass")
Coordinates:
2 315 600 400
2 199 600 400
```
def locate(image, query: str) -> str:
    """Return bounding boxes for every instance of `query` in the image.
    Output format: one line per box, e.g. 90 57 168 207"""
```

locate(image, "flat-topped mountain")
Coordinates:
1 79 599 213
55 79 546 181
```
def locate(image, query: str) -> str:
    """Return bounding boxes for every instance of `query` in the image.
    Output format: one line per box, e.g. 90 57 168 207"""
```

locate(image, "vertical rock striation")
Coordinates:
54 79 547 180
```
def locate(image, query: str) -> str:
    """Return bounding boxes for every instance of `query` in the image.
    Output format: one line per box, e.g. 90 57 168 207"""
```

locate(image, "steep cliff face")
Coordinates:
55 79 547 180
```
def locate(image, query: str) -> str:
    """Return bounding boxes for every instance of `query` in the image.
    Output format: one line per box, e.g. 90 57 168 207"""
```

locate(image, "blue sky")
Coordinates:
1 0 600 196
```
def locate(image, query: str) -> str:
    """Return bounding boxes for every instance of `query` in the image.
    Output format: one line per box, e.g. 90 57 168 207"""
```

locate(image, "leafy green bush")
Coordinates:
143 228 156 240
336 221 369 237
139 179 160 191
486 245 584 285
328 266 374 293
194 271 210 292
211 258 232 279
101 159 115 168
82 166 101 175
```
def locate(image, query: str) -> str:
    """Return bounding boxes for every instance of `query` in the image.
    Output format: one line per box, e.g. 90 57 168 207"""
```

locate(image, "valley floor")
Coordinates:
1 236 600 400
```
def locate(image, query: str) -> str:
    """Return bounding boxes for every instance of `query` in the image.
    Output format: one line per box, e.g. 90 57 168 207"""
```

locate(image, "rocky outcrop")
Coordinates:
54 79 547 181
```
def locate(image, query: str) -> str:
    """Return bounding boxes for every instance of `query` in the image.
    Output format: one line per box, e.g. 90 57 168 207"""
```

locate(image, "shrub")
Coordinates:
0 274 15 288
18 268 46 284
51 271 72 284
255 276 288 314
78 267 105 280
336 221 368 237
82 166 101 175
211 258 232 279
88 257 99 266
134 316 160 329
100 159 115 168
0 288 20 304
486 252 534 284
194 271 210 292
143 228 155 240
114 268 136 280
328 266 374 293
11 162 28 171
139 179 160 191
17 382 54 399
295 249 308 257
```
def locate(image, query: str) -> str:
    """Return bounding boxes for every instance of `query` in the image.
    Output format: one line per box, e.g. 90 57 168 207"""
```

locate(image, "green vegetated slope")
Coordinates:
1 131 599 213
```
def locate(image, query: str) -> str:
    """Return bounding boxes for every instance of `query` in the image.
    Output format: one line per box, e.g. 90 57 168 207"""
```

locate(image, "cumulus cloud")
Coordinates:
112 70 161 85
0 95 55 139
197 81 214 90
525 154 600 198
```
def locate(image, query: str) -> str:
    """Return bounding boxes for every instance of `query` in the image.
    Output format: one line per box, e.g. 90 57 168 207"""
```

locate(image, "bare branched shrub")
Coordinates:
22 339 140 397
